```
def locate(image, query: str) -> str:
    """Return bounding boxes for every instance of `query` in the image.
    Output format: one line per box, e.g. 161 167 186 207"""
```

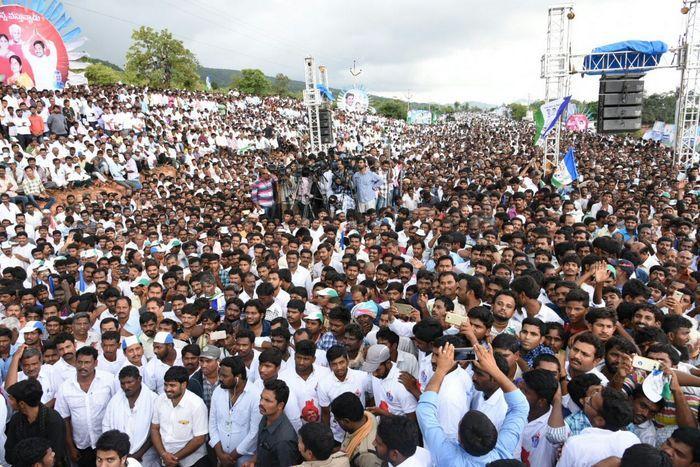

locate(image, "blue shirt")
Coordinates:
417 389 528 466
351 170 383 203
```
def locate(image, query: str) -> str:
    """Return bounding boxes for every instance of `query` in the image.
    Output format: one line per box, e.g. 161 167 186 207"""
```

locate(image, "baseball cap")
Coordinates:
351 301 378 319
362 344 391 373
130 277 151 288
201 345 221 360
303 303 324 323
121 335 141 350
20 321 45 335
154 331 174 345
316 287 339 298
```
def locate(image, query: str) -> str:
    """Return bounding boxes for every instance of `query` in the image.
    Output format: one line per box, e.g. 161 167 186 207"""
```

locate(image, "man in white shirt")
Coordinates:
374 415 432 467
363 344 418 418
143 331 182 394
55 346 117 466
470 352 510 430
102 365 159 466
517 369 559 466
151 365 208 467
279 339 329 425
557 387 640 466
209 356 257 466
511 276 565 325
4 345 59 406
318 345 372 442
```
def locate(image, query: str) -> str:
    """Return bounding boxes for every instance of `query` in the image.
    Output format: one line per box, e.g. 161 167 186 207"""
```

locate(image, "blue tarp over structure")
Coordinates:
582 40 668 75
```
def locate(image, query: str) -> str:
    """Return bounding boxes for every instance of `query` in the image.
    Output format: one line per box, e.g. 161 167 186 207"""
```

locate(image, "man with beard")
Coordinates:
363 344 417 419
246 379 301 467
52 332 78 388
209 356 258 467
139 312 158 360
662 315 693 363
252 348 302 430
55 346 116 467
486 289 518 339
602 336 638 389
151 366 208 467
143 332 182 395
102 365 159 466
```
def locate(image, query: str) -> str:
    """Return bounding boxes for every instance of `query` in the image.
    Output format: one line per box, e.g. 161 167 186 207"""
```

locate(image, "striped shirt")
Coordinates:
251 177 275 207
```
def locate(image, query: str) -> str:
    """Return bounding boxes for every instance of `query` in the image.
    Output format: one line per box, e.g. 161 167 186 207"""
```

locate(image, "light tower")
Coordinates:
676 0 700 167
541 4 573 172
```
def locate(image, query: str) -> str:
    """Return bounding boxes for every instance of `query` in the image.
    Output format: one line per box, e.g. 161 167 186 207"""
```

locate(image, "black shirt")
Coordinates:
5 404 66 466
255 412 300 467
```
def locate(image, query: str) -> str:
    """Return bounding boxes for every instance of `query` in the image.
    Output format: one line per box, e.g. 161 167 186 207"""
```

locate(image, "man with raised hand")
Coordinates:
416 342 529 466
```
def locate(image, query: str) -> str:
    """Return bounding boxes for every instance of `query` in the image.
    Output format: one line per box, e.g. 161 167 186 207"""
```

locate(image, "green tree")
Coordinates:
508 103 528 121
642 91 677 124
232 69 270 95
376 99 407 120
124 26 201 89
272 73 290 96
85 63 123 85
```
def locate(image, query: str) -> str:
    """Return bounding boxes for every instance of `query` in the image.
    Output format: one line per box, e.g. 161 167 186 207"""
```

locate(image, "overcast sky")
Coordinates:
64 0 681 105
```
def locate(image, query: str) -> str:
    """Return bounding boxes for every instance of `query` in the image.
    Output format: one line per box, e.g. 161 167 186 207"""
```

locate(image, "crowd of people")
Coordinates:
0 80 695 467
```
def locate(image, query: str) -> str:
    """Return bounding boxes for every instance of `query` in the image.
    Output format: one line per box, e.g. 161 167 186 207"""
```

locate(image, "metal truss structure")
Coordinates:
303 57 323 153
540 4 573 171
676 0 700 167
540 1 700 169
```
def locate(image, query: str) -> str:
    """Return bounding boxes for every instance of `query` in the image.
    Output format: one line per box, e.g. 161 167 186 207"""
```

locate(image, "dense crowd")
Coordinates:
0 81 695 467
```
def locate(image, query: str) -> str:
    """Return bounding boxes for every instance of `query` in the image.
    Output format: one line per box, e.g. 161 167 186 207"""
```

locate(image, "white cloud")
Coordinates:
66 0 682 104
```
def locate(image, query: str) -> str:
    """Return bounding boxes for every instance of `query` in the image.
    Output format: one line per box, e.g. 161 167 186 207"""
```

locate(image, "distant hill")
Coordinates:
90 59 494 109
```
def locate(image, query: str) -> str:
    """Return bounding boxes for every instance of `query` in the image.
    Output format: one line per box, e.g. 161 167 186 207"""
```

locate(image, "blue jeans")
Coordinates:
10 195 28 208
263 205 276 219
26 194 55 210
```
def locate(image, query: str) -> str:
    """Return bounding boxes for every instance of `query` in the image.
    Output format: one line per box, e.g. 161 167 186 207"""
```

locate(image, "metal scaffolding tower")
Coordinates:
303 57 323 153
676 1 700 167
540 4 573 171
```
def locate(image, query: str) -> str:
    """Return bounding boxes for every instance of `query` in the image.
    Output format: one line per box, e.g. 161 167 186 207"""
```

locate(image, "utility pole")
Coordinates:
405 91 413 113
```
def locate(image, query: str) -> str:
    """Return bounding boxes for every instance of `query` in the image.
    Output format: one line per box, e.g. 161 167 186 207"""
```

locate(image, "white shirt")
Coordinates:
390 446 433 467
52 357 77 387
208 382 259 456
241 349 260 384
557 427 641 467
470 387 507 430
152 390 208 467
279 364 330 424
143 350 183 394
371 364 417 416
102 385 158 455
290 266 313 296
253 376 302 431
396 350 420 379
97 351 127 376
55 370 117 449
317 368 372 442
15 364 59 404
436 366 472 441
512 303 565 325
519 408 557 466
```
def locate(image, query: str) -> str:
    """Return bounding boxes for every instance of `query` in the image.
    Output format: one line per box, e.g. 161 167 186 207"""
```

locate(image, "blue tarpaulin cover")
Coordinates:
582 40 668 75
